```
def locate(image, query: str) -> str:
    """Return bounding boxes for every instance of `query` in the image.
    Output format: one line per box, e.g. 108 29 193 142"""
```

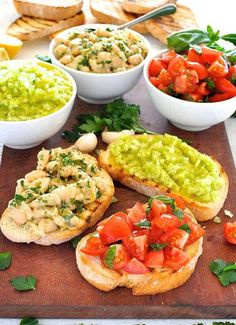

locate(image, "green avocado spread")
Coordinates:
0 61 73 121
109 134 223 203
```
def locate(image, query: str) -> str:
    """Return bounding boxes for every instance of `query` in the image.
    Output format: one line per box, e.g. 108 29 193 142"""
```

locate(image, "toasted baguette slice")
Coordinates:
90 0 148 34
0 147 114 245
98 135 228 221
122 0 173 15
13 0 83 21
76 207 203 295
7 12 85 41
145 4 198 44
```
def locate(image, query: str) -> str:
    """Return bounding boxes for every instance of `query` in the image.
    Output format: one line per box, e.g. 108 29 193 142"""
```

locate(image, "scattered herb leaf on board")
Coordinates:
0 252 12 270
35 55 52 63
210 259 236 287
62 98 155 142
19 317 39 325
10 275 37 291
71 236 82 249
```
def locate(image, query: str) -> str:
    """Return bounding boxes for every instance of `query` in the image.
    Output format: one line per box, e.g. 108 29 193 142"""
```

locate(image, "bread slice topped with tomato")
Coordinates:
98 134 229 221
0 146 114 245
76 194 204 295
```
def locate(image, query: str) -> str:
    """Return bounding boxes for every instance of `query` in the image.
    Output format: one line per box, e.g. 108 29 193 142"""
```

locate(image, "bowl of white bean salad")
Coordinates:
49 24 151 104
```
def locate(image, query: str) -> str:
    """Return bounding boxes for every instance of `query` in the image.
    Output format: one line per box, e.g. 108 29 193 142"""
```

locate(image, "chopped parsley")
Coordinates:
10 194 25 207
210 259 236 287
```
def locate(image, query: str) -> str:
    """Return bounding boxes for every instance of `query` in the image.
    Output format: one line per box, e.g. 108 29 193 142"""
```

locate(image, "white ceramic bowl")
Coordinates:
49 24 151 104
0 60 77 149
143 51 236 131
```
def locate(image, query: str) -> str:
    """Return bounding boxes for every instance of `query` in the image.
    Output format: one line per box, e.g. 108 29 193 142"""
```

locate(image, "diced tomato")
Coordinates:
215 78 236 96
187 48 203 63
168 193 185 210
164 247 189 271
201 46 223 64
173 70 198 94
122 257 149 274
149 58 167 77
195 82 211 96
224 222 236 245
102 244 130 270
153 214 181 232
161 229 189 250
114 212 133 231
186 221 205 245
149 76 159 88
209 92 233 102
81 236 107 256
167 55 187 76
133 229 150 237
99 215 131 245
183 93 203 102
147 199 167 220
156 68 172 86
187 61 208 79
148 224 163 243
127 202 146 225
208 57 228 78
160 49 176 64
123 235 148 261
227 65 236 80
157 84 168 93
144 250 164 268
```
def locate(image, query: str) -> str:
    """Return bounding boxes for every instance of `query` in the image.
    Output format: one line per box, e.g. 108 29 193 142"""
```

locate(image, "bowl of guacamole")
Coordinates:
0 59 76 149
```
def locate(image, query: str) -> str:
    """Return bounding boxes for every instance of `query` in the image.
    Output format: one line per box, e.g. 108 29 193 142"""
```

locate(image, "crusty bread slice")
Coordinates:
13 0 83 21
122 0 172 15
90 0 148 34
98 136 229 222
7 12 85 41
76 207 203 295
145 4 198 44
0 149 115 245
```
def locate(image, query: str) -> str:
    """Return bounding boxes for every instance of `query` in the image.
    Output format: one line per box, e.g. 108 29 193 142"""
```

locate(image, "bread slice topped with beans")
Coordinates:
76 195 204 295
0 146 114 245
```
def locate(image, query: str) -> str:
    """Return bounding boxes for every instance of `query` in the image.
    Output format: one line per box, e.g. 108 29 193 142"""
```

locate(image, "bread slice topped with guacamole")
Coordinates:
0 146 114 245
98 134 228 221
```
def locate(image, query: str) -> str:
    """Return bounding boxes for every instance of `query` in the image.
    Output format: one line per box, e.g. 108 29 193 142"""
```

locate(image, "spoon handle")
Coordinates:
117 3 177 30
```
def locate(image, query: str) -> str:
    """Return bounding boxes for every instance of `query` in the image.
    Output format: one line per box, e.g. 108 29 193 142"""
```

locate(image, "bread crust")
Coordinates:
76 208 203 295
98 138 229 221
0 153 115 245
122 0 171 15
13 0 83 20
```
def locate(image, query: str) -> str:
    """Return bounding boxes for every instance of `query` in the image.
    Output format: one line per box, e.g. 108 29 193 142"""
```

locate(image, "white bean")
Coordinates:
74 133 98 153
101 130 135 144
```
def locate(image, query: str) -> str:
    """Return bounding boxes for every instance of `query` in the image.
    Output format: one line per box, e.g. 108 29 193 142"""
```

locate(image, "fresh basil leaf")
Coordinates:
135 220 151 229
205 78 216 90
149 243 167 251
179 223 191 234
173 207 183 220
0 252 12 270
71 236 82 249
210 259 227 275
226 48 236 65
35 55 52 63
222 34 236 45
10 275 37 291
103 245 116 269
20 317 39 325
167 29 210 53
207 25 220 44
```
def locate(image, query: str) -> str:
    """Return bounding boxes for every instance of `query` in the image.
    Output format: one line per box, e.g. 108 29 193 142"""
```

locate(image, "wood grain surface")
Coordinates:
0 78 235 319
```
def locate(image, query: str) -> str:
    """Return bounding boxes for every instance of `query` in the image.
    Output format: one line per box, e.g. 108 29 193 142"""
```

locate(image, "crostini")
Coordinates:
0 146 114 245
98 134 228 221
76 195 204 295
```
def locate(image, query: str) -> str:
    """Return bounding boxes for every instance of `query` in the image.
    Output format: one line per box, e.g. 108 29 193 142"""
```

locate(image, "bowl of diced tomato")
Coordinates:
143 46 236 131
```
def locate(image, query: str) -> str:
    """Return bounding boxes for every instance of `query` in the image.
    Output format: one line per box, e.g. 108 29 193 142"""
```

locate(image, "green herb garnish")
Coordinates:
71 236 82 249
103 245 116 269
179 223 191 234
135 220 151 229
19 317 39 325
210 259 236 287
147 195 183 220
35 54 52 63
10 194 26 207
10 275 37 291
62 98 155 142
149 243 167 251
0 252 12 270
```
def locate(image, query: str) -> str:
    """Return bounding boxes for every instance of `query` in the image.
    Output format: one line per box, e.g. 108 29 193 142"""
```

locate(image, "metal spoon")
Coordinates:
117 3 177 30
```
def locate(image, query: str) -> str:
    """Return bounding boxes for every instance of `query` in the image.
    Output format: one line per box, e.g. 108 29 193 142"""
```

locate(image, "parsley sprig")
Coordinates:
62 98 155 142
210 259 236 287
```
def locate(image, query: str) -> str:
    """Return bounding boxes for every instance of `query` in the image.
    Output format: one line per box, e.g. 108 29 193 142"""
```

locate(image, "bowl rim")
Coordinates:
143 49 236 106
49 23 151 78
0 59 77 124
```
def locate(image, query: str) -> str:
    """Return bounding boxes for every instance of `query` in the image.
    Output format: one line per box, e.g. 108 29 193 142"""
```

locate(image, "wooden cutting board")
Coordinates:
0 78 235 319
